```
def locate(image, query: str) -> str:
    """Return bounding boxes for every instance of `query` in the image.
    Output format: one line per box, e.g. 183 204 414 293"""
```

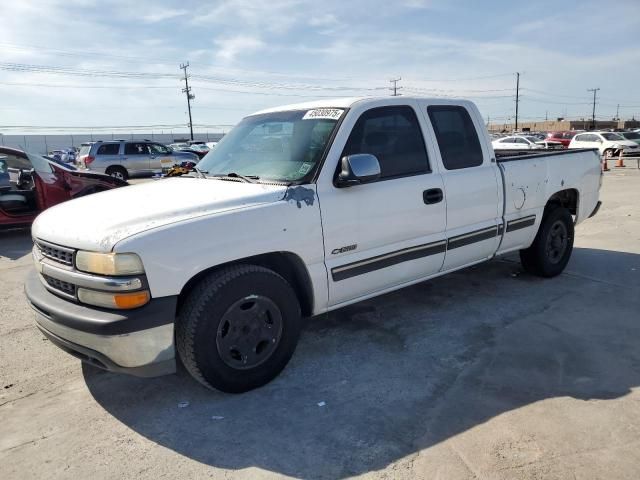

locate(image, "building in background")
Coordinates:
488 119 640 133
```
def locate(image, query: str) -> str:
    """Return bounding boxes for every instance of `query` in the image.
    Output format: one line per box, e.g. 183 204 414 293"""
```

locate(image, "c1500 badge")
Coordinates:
331 244 357 255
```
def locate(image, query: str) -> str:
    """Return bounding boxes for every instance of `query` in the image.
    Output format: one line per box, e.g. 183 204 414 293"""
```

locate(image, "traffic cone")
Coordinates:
602 156 610 171
615 151 626 168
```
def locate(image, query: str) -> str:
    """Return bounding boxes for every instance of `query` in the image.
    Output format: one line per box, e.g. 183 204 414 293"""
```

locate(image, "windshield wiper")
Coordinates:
193 166 208 179
216 172 259 183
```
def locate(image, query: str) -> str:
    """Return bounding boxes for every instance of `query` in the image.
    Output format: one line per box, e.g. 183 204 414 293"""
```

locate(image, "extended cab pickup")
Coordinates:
26 97 602 393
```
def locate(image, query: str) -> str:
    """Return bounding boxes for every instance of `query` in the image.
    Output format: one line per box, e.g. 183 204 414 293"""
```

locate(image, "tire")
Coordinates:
603 149 614 159
519 207 574 278
105 166 128 181
175 264 302 393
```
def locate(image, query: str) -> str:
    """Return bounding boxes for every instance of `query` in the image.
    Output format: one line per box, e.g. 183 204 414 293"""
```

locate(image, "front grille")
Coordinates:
42 273 76 297
36 240 74 266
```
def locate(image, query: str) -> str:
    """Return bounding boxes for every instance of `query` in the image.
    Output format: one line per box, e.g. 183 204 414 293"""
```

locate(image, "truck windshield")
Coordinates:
197 109 343 182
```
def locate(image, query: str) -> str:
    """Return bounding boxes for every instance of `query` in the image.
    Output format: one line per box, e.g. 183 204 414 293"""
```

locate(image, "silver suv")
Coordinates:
78 140 199 180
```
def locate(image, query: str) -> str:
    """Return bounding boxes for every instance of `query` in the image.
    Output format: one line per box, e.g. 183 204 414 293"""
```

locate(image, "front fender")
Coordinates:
113 186 329 312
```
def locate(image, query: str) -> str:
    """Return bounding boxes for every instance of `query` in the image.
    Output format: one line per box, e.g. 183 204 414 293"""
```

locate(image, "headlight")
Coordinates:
78 288 150 309
75 251 145 276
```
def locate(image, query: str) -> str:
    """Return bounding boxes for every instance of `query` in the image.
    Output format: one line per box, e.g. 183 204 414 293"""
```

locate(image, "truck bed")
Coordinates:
493 147 601 257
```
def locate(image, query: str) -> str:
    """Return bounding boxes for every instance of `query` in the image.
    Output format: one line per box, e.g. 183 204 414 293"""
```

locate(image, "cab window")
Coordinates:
427 105 483 170
341 105 430 179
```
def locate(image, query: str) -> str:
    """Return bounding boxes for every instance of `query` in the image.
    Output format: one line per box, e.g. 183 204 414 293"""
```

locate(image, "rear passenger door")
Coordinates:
318 103 447 306
123 143 151 174
425 104 502 271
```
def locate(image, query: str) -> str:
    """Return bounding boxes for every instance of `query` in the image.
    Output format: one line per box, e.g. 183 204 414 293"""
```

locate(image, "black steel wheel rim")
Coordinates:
545 220 568 264
215 295 284 370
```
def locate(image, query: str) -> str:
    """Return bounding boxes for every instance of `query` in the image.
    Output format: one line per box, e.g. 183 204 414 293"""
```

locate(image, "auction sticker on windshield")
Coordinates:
302 108 344 120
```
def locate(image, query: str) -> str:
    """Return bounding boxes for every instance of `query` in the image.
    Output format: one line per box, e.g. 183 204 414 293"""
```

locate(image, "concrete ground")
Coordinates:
1 168 639 480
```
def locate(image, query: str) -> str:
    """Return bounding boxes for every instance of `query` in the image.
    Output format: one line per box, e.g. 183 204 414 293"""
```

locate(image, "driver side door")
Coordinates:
317 104 447 307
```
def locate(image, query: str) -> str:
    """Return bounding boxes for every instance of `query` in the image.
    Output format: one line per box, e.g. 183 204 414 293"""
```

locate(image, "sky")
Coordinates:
1 0 640 134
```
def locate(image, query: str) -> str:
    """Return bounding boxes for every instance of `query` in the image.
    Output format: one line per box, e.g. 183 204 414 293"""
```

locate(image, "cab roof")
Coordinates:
250 96 475 116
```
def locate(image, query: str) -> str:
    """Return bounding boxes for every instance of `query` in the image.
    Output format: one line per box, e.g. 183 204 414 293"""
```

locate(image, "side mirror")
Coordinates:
336 154 381 188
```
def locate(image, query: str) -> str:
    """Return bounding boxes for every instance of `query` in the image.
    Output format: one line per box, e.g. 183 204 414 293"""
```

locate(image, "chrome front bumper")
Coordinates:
25 271 177 377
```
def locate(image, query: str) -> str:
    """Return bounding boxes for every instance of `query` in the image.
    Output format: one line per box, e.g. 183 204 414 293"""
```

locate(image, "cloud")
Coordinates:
401 0 435 9
142 8 188 23
214 35 265 62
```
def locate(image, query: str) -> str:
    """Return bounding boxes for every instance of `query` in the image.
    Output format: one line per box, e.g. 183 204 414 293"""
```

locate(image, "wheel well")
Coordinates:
545 188 578 216
176 252 315 317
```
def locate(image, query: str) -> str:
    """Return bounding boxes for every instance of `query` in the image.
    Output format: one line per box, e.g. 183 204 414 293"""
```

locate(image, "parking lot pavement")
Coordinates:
1 169 640 480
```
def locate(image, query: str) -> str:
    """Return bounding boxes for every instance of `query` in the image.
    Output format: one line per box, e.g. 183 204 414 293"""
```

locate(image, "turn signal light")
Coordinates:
114 291 151 309
78 288 150 309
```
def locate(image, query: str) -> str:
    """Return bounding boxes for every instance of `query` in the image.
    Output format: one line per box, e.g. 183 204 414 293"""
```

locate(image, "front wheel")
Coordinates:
519 207 574 277
175 265 302 393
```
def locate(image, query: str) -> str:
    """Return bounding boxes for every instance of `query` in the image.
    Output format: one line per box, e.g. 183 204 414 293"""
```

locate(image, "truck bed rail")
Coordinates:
495 148 599 162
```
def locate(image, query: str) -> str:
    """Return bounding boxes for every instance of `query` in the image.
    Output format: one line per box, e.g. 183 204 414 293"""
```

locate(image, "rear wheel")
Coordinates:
519 207 574 278
175 265 302 393
105 166 128 181
603 149 614 159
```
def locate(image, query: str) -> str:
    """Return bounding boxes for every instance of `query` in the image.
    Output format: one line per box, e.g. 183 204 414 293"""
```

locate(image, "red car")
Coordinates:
546 131 577 148
0 147 127 230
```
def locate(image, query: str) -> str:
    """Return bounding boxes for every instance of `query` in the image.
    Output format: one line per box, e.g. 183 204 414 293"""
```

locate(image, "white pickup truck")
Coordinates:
26 97 602 393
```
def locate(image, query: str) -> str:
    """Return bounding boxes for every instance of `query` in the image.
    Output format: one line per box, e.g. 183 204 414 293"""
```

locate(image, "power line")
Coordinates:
0 41 354 82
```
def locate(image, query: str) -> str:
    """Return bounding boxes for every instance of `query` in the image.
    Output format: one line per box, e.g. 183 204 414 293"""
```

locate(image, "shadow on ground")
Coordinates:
84 248 640 479
0 229 32 260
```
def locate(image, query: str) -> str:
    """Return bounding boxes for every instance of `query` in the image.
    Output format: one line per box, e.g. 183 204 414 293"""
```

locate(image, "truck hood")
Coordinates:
32 177 288 251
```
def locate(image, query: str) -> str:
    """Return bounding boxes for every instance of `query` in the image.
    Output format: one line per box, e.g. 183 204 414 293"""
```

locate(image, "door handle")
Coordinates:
423 188 443 205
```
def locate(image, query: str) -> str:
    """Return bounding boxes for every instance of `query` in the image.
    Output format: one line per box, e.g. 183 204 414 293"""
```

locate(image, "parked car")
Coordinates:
545 131 577 148
568 131 640 157
0 146 126 229
49 150 68 163
169 142 210 159
78 140 199 180
26 97 601 393
187 143 210 158
618 131 640 145
492 135 563 150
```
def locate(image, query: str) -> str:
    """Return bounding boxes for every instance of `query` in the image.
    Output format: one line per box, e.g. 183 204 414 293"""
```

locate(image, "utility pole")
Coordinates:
514 72 520 132
180 62 195 141
616 104 620 121
587 87 600 130
389 77 402 96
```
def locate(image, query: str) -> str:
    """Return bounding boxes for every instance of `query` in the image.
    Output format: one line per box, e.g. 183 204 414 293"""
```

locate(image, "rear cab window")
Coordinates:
341 105 430 180
427 105 484 170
